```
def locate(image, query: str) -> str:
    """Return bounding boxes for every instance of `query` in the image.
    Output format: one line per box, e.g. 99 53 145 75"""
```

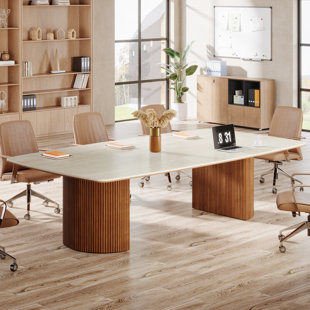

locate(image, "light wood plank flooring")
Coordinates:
0 121 310 310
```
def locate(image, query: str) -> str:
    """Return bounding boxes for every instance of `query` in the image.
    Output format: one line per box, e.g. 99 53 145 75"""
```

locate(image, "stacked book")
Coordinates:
0 60 15 66
206 60 227 77
72 56 90 72
22 61 32 77
73 74 89 89
22 94 36 111
106 142 134 150
52 0 70 5
248 89 260 107
172 132 198 139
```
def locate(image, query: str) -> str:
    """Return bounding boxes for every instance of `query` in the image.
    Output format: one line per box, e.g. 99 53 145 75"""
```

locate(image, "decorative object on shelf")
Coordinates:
61 96 78 108
132 108 176 153
0 90 7 113
162 42 198 121
51 48 65 74
206 60 227 77
30 27 42 41
0 60 15 66
52 0 70 5
72 56 90 72
73 74 89 89
31 0 50 5
0 9 10 28
22 94 36 112
47 32 54 41
55 28 65 40
67 29 76 40
22 61 33 77
1 51 10 61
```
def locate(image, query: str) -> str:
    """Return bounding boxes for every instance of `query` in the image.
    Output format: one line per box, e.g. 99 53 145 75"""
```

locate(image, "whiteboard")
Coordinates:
214 6 272 60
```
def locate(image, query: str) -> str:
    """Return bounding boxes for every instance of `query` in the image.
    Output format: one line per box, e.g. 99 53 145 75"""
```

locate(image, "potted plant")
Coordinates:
162 42 198 121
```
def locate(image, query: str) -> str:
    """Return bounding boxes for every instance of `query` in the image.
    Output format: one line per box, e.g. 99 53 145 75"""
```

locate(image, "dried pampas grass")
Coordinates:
132 108 176 128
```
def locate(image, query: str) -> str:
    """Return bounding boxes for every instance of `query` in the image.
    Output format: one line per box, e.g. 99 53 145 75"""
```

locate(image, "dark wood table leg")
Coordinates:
192 158 254 220
63 177 130 253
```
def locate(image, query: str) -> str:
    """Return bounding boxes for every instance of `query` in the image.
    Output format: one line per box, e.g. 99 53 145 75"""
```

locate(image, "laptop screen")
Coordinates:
212 124 236 149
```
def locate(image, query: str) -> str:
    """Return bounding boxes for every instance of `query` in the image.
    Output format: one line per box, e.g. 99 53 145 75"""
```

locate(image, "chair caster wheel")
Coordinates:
259 177 265 184
189 181 192 187
145 176 150 182
42 200 49 207
167 184 172 191
300 187 304 192
175 175 181 181
278 234 285 241
6 201 13 208
0 254 6 260
54 207 61 214
279 245 286 253
272 187 277 194
24 213 31 220
10 263 18 272
139 182 144 188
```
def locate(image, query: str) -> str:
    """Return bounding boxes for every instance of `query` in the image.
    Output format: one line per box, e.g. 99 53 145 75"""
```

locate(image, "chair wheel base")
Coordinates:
259 177 265 184
272 187 277 194
278 234 285 241
54 207 61 214
167 184 172 191
10 263 18 272
175 175 181 181
279 245 286 253
139 182 144 188
24 213 31 220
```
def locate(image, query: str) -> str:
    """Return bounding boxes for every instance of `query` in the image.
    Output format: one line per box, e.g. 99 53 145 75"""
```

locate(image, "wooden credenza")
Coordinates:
197 75 275 129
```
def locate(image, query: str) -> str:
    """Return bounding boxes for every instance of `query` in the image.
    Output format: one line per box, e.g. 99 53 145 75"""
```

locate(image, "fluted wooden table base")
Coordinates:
63 177 130 253
192 158 254 220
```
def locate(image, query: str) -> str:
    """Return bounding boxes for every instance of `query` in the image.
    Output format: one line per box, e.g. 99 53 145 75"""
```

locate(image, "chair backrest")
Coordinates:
139 104 172 135
0 120 39 175
73 112 109 145
269 106 303 159
269 106 303 139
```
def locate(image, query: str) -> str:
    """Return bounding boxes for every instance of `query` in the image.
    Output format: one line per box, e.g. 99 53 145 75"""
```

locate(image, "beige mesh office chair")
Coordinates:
73 112 109 145
138 104 191 190
276 173 310 253
0 120 61 220
257 106 303 194
0 200 18 272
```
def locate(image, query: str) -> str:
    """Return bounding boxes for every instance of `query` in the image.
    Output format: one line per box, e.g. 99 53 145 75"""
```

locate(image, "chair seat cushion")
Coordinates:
2 169 60 183
257 151 301 162
276 191 310 213
0 209 19 228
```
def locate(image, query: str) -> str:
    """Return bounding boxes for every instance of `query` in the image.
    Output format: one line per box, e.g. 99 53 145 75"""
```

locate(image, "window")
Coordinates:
115 0 169 121
299 0 310 130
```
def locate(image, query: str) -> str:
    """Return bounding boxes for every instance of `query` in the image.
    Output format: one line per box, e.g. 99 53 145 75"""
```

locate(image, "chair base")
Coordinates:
6 183 60 220
259 161 303 194
139 173 173 191
278 215 310 253
0 246 18 272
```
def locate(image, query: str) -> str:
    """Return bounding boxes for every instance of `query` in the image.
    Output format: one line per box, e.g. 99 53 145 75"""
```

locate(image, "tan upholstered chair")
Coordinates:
73 112 109 145
276 173 310 253
138 105 190 190
0 200 18 271
0 120 61 220
257 106 303 194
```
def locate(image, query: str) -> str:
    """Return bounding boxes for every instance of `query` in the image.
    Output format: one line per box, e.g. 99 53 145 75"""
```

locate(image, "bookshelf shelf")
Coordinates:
23 88 91 96
0 83 19 87
23 71 90 79
23 5 91 8
23 104 91 112
0 27 19 30
23 38 91 43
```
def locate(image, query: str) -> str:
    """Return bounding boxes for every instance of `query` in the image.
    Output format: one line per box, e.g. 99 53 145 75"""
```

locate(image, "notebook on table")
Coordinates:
212 124 248 152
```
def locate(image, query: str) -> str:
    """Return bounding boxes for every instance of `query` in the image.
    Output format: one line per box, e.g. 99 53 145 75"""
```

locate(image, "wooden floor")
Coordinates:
1 121 310 310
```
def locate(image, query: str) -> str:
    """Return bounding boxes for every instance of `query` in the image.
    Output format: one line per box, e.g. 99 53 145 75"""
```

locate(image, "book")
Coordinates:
73 74 84 88
172 132 198 139
82 74 89 88
106 142 134 150
0 60 15 66
254 89 260 107
42 151 71 158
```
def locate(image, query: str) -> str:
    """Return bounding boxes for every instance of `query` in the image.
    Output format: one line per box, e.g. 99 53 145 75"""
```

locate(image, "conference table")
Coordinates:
8 128 305 254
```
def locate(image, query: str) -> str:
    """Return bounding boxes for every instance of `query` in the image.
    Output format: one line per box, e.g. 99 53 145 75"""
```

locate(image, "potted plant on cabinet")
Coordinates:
162 42 198 121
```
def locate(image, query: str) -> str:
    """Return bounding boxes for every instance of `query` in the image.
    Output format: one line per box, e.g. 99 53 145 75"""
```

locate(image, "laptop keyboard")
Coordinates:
222 146 242 150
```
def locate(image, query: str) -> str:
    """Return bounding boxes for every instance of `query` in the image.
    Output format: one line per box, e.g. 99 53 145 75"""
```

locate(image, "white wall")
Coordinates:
93 0 115 125
180 0 298 120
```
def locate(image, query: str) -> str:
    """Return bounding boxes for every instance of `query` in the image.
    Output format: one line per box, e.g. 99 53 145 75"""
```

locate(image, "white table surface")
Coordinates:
8 128 306 183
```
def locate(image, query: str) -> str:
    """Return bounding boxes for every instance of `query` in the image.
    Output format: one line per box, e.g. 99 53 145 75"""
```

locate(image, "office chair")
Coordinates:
73 112 109 145
0 200 18 271
257 106 303 194
0 120 61 220
138 104 191 190
276 173 310 253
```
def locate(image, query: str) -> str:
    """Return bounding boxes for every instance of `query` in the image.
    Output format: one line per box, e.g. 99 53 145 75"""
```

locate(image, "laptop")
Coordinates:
212 124 247 152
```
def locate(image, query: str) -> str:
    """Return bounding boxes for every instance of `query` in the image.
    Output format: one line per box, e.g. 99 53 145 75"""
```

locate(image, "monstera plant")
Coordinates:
162 42 198 103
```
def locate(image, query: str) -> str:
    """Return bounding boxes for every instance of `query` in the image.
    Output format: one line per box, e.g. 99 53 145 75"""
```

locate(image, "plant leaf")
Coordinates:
182 41 195 61
168 73 177 80
186 65 198 76
163 48 180 59
182 87 189 93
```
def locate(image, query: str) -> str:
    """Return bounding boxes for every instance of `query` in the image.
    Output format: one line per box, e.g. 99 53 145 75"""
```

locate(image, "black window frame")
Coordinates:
115 0 170 122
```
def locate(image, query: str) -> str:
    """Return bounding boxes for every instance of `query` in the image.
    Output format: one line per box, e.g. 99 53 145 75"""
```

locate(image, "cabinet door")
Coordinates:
212 77 228 124
64 107 78 133
197 76 228 124
22 112 37 135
